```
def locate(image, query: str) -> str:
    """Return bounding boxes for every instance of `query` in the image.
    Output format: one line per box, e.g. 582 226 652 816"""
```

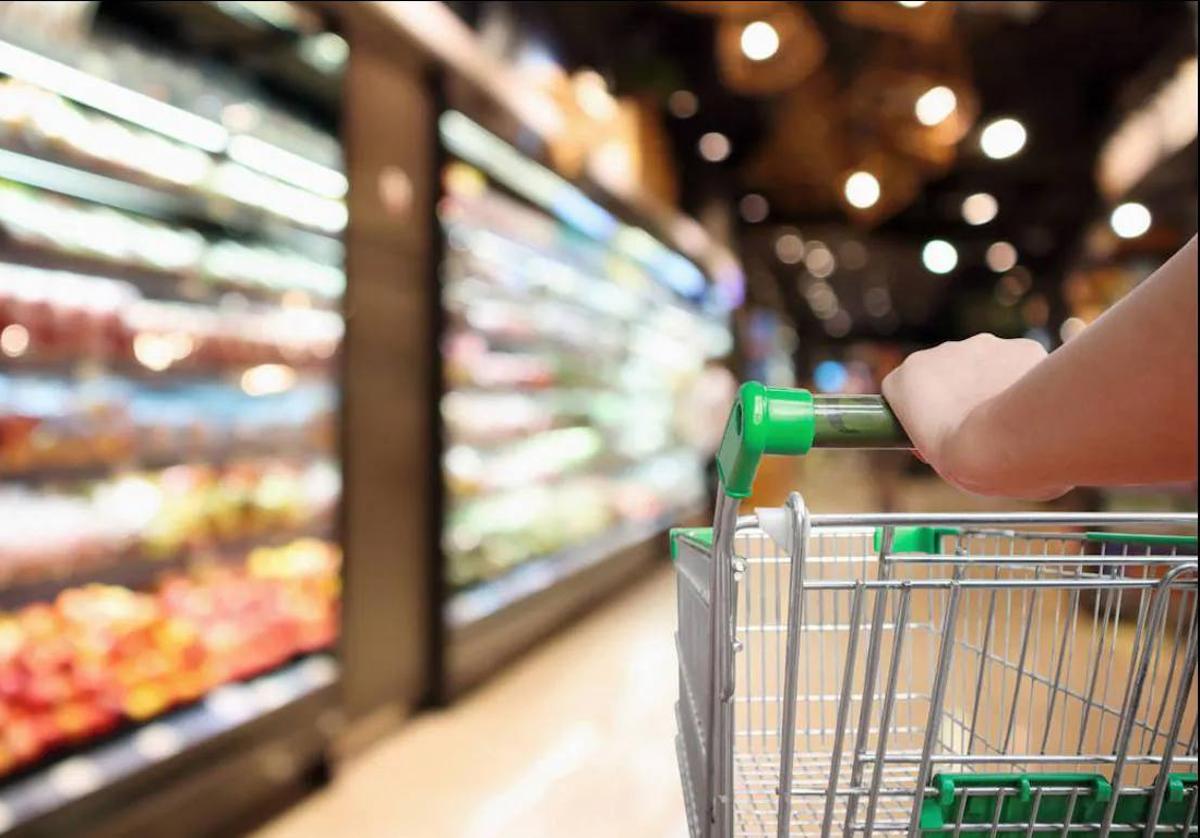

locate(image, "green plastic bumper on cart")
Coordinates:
918 773 1198 836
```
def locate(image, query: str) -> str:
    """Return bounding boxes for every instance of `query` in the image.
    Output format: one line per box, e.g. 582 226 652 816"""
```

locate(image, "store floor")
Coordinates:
254 564 687 838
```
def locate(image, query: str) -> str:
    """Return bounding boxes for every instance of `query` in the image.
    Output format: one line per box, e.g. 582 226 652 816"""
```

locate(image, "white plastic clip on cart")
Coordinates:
672 383 1198 837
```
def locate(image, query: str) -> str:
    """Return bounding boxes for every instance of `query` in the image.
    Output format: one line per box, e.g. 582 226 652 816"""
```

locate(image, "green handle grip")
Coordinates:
716 382 911 498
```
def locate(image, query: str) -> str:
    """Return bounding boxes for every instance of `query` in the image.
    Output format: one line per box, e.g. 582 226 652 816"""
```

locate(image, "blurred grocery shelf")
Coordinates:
1 1 349 833
428 105 733 698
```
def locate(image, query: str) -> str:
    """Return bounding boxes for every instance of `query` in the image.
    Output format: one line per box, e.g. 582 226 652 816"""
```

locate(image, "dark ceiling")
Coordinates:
449 1 1197 348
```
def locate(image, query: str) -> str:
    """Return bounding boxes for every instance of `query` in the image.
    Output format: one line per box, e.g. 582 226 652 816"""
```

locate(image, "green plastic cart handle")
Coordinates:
716 382 911 498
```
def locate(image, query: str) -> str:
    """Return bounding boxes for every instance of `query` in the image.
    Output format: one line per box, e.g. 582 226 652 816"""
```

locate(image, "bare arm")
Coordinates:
883 235 1198 498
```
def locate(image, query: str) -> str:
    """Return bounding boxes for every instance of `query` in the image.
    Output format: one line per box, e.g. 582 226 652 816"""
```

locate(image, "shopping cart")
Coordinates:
673 383 1198 837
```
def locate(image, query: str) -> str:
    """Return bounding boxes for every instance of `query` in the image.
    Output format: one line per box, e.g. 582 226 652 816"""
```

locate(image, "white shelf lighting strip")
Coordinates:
0 40 228 152
0 39 347 200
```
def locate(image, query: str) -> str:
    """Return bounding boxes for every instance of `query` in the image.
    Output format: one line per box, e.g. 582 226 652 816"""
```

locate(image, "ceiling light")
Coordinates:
740 21 780 62
739 193 769 223
667 90 698 119
1110 202 1152 239
824 310 853 338
986 241 1019 273
922 239 958 274
915 86 957 127
805 243 836 278
897 1 927 6
805 278 839 317
961 192 998 225
843 171 881 209
775 231 804 264
698 131 731 162
980 118 1027 159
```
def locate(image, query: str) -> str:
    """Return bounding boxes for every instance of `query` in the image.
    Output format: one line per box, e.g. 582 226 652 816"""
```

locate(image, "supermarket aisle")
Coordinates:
256 565 687 838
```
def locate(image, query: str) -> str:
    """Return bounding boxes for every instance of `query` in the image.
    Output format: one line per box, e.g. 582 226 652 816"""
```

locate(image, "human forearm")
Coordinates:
884 236 1198 498
948 236 1198 495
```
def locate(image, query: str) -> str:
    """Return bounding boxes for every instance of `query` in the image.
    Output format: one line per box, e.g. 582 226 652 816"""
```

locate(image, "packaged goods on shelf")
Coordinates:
0 181 205 273
0 262 343 371
443 479 614 588
0 374 135 474
0 373 336 476
0 182 345 303
442 448 704 589
202 240 345 300
0 78 213 189
443 426 605 498
0 538 340 778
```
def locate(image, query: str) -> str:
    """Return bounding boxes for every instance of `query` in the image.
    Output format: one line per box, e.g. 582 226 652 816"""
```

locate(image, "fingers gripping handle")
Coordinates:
715 382 911 498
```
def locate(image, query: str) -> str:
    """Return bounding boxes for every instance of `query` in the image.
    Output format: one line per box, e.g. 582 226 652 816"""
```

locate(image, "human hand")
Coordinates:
882 333 1071 499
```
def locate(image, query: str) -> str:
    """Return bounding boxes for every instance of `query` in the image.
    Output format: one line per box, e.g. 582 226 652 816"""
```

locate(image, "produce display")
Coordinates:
443 450 703 587
0 459 340 581
437 140 731 595
0 538 340 777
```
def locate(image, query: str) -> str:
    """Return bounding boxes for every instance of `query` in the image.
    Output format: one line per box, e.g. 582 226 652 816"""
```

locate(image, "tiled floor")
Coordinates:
255 564 688 838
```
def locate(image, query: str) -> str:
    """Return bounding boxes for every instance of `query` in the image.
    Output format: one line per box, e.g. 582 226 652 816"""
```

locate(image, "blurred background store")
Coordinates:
0 1 1195 836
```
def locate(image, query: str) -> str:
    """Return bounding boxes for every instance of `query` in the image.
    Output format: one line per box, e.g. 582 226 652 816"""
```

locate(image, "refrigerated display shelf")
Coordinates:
445 507 694 628
0 518 334 611
0 33 345 208
0 147 339 251
0 236 340 313
442 315 625 363
0 346 338 382
0 357 334 388
0 653 338 833
1 446 334 487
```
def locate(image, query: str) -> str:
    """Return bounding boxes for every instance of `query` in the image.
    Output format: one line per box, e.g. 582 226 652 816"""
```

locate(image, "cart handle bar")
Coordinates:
717 382 911 498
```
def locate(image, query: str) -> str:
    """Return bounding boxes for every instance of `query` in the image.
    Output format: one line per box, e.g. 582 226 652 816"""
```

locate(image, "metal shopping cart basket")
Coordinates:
673 383 1198 837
